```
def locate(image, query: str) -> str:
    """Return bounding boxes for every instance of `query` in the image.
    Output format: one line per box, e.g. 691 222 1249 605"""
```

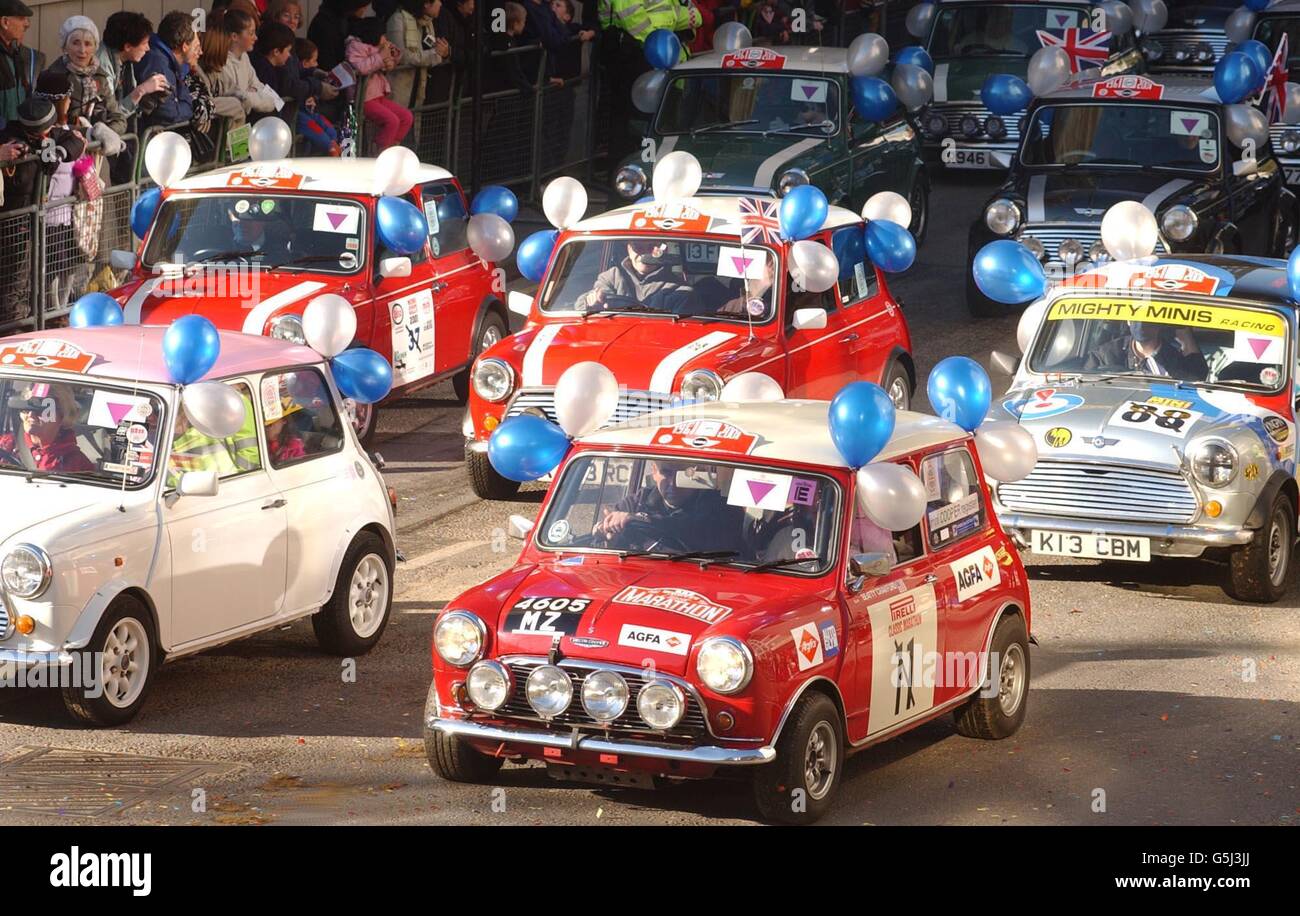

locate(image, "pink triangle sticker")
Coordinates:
1249 337 1272 359
1181 117 1200 132
731 255 753 275
801 85 817 99
106 402 133 425
747 480 776 504
327 211 347 229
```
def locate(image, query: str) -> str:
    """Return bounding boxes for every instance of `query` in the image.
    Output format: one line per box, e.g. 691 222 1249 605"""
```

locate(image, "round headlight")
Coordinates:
581 670 630 722
434 610 486 668
985 198 1021 236
1089 240 1110 264
1191 440 1238 488
1173 47 1189 63
615 163 647 199
695 636 753 694
1058 238 1084 266
959 114 981 138
269 314 306 345
1142 39 1163 62
984 115 1007 140
1161 204 1198 242
525 664 573 719
1195 42 1214 63
472 358 514 402
777 168 810 196
637 680 686 730
925 111 948 137
1282 129 1300 154
680 368 722 402
1021 236 1046 260
1 544 51 599
466 660 512 710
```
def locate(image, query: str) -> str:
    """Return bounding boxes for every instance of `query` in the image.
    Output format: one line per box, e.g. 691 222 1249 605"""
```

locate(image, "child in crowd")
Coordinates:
344 32 411 151
548 0 593 81
292 38 341 155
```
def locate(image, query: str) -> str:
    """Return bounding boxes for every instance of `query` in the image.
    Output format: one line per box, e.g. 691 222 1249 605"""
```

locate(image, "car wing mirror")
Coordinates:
791 307 828 331
507 290 533 318
508 514 535 540
991 350 1019 376
378 256 412 279
177 470 219 497
110 249 136 271
849 551 892 579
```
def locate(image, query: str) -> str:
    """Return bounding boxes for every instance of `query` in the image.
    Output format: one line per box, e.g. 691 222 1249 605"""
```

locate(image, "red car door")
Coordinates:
419 181 481 376
784 230 853 399
829 224 895 386
370 188 439 392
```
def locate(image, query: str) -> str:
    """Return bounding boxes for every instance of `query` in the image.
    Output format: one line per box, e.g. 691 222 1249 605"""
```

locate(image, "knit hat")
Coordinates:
59 14 100 49
16 97 55 131
35 70 72 101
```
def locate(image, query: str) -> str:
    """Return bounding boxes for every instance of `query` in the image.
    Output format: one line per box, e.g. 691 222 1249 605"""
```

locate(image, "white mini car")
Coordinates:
0 328 397 725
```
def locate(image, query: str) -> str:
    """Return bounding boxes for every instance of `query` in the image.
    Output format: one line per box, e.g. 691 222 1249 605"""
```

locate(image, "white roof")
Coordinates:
578 400 968 469
573 196 862 237
172 158 455 195
674 46 849 74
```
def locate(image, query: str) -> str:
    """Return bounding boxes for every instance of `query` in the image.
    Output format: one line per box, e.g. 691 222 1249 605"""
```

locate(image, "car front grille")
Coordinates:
493 658 712 740
997 459 1199 524
1017 225 1168 264
1269 123 1299 161
927 103 1022 145
1154 29 1228 68
505 388 677 426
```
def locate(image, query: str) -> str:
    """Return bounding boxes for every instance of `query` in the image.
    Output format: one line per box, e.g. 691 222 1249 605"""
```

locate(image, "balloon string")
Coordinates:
118 326 148 509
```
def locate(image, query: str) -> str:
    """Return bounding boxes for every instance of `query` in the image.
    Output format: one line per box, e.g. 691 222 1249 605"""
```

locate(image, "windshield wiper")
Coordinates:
267 253 352 270
180 248 261 272
691 119 759 138
661 549 739 568
744 555 821 573
769 120 836 136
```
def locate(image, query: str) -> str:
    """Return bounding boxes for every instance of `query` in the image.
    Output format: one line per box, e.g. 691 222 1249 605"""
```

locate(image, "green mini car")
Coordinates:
616 46 930 241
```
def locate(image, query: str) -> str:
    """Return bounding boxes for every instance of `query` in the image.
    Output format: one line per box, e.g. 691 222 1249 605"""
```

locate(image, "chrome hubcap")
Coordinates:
998 643 1026 717
349 554 389 638
888 376 909 410
480 325 502 352
803 721 837 801
101 618 148 709
351 401 373 437
1267 516 1288 586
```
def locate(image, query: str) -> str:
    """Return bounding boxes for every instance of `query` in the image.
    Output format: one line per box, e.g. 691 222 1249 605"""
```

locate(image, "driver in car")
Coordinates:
1 383 95 473
1084 320 1207 379
574 240 696 314
594 460 744 551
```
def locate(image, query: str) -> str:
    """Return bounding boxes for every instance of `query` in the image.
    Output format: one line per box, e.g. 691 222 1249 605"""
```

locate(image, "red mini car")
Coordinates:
463 196 915 498
426 401 1032 823
111 159 505 443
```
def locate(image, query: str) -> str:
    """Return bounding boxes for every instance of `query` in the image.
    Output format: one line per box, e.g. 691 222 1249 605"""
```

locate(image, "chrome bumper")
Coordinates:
428 716 776 766
465 438 488 454
0 649 77 667
999 512 1254 557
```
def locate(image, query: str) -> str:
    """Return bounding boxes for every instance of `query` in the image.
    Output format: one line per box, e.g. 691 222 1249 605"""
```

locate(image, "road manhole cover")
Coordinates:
0 746 242 818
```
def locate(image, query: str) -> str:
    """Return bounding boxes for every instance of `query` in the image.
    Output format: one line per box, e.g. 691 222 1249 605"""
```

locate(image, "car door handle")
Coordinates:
839 333 859 343
431 281 448 294
924 574 938 583
262 499 287 510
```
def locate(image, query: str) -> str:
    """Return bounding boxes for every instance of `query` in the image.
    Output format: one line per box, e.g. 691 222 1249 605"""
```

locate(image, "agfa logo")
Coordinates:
790 622 823 671
949 546 1001 601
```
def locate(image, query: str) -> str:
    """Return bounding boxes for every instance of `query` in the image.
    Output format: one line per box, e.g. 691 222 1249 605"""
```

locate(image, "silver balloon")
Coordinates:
720 372 784 402
1225 103 1269 149
856 464 928 531
891 63 933 111
789 240 840 294
143 131 191 188
1284 82 1300 124
467 212 516 263
975 421 1038 482
302 293 357 358
652 151 703 200
631 68 668 115
1224 7 1256 44
1095 0 1134 37
1101 201 1159 261
713 21 752 53
862 191 912 227
182 382 247 440
373 146 421 196
1027 46 1071 97
554 362 619 438
542 176 588 229
1132 0 1167 35
905 3 937 40
248 116 293 162
847 33 889 78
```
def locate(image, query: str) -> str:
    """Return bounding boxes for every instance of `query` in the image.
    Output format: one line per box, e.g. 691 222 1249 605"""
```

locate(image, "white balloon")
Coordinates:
856 463 928 531
975 420 1039 482
847 32 890 77
713 21 752 52
1027 46 1071 97
1101 201 1158 261
720 372 784 402
1284 83 1300 124
301 293 357 358
1131 0 1167 34
554 361 619 437
249 116 293 162
144 131 191 189
862 191 912 228
1016 299 1048 354
1095 0 1134 36
182 381 247 439
905 3 936 40
542 176 588 229
467 212 516 263
891 63 933 111
789 240 840 293
652 151 703 201
1224 7 1256 44
631 69 669 115
373 145 421 196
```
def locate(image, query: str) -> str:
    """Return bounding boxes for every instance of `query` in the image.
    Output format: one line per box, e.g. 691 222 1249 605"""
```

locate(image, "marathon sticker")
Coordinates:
866 584 938 734
1200 139 1217 164
716 246 767 280
790 622 824 671
819 621 839 659
422 199 441 236
652 419 757 454
629 201 712 233
1047 297 1286 337
0 339 97 374
126 424 149 446
618 623 691 656
87 392 151 429
261 377 284 421
504 596 591 635
950 545 1001 602
225 165 304 190
1092 75 1164 100
312 204 359 234
1171 110 1211 138
727 468 793 511
720 47 786 70
613 585 732 623
790 79 828 103
1107 399 1203 438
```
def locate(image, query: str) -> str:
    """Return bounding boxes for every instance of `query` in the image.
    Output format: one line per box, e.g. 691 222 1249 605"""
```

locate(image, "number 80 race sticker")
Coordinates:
1107 398 1202 437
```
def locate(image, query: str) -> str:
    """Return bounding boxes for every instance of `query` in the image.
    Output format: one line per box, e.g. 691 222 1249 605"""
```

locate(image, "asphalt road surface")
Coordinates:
0 173 1295 827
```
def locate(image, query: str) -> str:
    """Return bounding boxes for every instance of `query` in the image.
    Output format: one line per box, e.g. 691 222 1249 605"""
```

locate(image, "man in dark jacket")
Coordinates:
0 0 44 125
132 17 194 129
308 0 374 71
437 0 478 82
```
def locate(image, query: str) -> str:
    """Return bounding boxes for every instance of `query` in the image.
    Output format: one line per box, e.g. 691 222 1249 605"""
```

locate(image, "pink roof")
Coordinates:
2 327 324 385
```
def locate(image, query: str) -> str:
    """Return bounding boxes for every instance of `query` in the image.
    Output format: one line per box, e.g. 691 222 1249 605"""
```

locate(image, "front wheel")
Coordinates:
752 691 844 824
350 400 378 449
908 177 929 245
953 612 1030 740
312 532 394 655
1226 493 1295 603
425 726 505 782
467 445 520 499
882 360 912 411
61 597 157 727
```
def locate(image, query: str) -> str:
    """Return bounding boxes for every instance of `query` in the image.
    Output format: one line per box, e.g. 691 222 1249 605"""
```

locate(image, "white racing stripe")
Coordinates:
1141 179 1193 212
123 278 162 324
933 63 949 103
522 323 562 386
240 281 328 334
1027 175 1047 223
649 331 736 393
754 138 825 188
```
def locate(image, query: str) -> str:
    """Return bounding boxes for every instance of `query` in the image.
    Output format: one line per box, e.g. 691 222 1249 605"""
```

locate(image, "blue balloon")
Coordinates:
131 187 161 240
162 315 221 385
331 348 394 405
1287 247 1300 302
375 195 429 256
864 219 916 274
69 293 124 328
927 356 991 432
644 29 681 70
895 45 934 74
488 414 571 482
1237 40 1271 89
832 227 865 280
981 74 1032 116
517 229 559 282
778 185 829 241
851 76 898 121
829 382 896 469
1214 52 1263 105
1245 0 1270 10
972 240 1047 305
470 185 519 223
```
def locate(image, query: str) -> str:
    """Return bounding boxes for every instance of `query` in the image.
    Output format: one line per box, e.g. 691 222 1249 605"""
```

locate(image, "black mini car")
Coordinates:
967 72 1298 315
1253 1 1300 190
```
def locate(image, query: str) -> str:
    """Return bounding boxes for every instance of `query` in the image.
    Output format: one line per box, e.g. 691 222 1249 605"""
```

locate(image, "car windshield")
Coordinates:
1255 17 1300 70
1021 104 1221 171
656 73 839 136
929 4 1102 58
0 375 166 487
538 452 841 575
537 234 780 323
1028 295 1289 391
142 194 366 273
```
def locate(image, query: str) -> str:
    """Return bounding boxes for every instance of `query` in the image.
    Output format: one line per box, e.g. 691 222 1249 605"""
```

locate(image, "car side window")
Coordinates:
166 380 261 486
831 225 878 307
261 368 345 469
919 447 987 550
420 181 471 259
849 460 924 568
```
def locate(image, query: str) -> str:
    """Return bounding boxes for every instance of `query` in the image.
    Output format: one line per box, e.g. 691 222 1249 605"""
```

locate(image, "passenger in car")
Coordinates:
1084 321 1207 379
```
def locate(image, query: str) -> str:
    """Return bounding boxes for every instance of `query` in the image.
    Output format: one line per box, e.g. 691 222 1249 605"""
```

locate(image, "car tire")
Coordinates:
909 178 929 245
752 691 843 824
351 400 378 449
425 727 505 782
1226 493 1295 604
453 312 508 404
311 532 394 656
61 596 157 727
953 612 1030 740
467 446 521 500
882 360 912 411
